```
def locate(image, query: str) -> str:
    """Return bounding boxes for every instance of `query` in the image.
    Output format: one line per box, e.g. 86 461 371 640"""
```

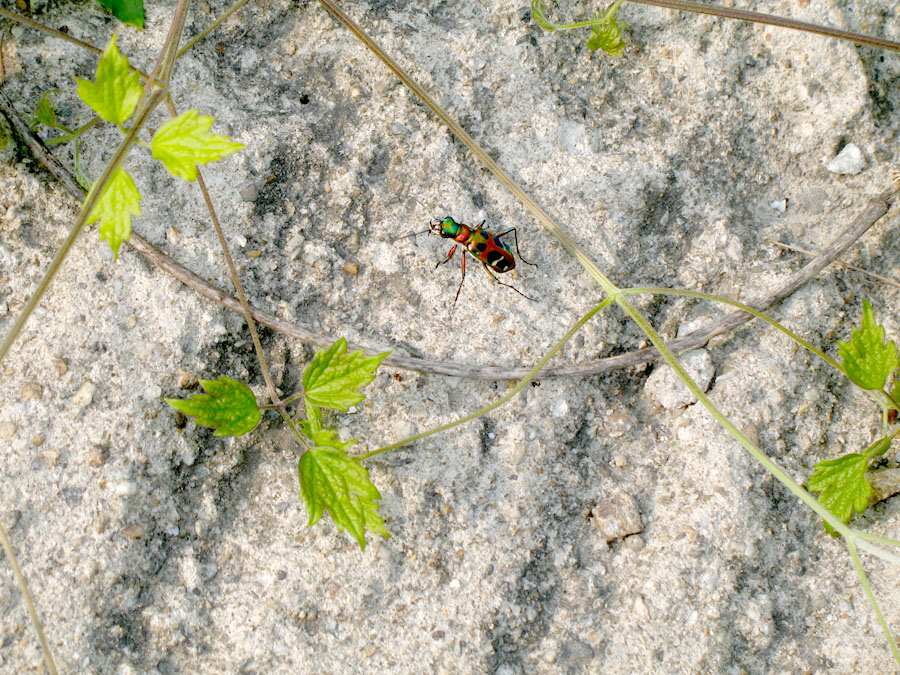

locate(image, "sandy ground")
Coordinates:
2 0 900 671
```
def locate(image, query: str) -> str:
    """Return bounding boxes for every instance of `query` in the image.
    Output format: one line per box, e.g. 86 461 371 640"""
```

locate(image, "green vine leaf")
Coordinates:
151 110 243 182
94 0 146 29
76 33 142 124
586 4 627 56
298 446 389 550
166 376 261 437
808 453 872 536
29 90 60 130
84 168 141 258
807 434 895 536
838 299 899 390
303 338 390 412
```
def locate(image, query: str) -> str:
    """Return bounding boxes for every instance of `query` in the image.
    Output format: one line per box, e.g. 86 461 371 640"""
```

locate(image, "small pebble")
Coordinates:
342 261 359 275
123 523 146 540
0 422 15 440
177 369 198 389
644 349 715 410
769 198 788 213
826 143 866 175
591 490 643 542
39 447 59 467
88 444 109 468
624 534 645 551
115 480 138 497
239 184 259 202
72 381 95 408
53 358 68 376
3 509 21 529
20 381 43 400
126 316 138 329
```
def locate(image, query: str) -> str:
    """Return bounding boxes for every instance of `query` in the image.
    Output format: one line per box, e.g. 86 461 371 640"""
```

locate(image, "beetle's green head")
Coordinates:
430 217 461 239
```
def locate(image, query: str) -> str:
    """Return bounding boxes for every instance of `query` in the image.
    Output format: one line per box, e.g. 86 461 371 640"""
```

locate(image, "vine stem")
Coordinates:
627 0 900 53
0 521 57 675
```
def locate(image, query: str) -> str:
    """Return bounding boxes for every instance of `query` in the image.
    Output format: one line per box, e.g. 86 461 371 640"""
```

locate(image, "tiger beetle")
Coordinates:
400 207 536 306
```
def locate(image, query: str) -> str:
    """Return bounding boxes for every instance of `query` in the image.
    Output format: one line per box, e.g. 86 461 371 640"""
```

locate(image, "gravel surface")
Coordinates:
2 0 900 671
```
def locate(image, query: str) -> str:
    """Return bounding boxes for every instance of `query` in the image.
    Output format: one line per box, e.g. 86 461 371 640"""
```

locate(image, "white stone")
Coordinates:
826 143 866 175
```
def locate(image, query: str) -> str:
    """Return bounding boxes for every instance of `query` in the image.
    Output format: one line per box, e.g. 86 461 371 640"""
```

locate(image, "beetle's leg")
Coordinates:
495 228 536 266
481 261 534 301
434 244 458 270
452 249 467 307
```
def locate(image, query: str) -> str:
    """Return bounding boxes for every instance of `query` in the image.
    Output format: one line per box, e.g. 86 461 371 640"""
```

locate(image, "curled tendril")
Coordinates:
532 0 628 57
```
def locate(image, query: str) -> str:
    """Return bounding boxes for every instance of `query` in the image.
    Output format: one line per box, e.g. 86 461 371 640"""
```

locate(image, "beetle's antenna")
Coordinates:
393 229 431 242
414 199 440 222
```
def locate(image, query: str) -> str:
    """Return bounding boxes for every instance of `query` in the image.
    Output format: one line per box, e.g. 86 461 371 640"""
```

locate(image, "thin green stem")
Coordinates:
44 117 99 145
176 0 251 58
0 522 57 675
358 297 614 460
857 532 900 550
847 538 900 662
260 391 306 410
619 287 843 372
532 0 625 31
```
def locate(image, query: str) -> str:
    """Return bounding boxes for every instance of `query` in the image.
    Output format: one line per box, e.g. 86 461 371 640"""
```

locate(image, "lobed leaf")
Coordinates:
587 4 627 56
151 110 243 182
298 447 389 549
84 168 141 258
166 376 260 437
76 33 142 124
838 299 899 391
808 453 872 536
303 338 389 412
94 0 146 29
30 90 60 130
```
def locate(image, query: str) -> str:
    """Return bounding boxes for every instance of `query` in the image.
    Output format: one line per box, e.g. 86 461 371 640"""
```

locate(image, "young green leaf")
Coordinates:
532 0 626 56
84 168 141 258
76 34 142 124
94 0 146 30
166 376 261 437
838 300 899 390
303 338 389 412
808 453 872 536
298 447 389 549
151 110 243 182
30 90 60 130
299 418 355 452
587 3 627 56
